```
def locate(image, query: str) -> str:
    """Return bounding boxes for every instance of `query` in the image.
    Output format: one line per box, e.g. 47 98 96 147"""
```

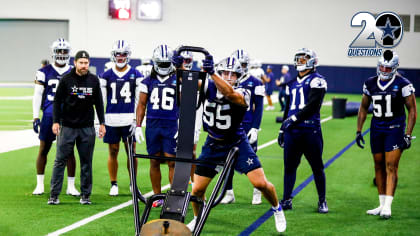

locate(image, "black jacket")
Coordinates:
53 68 105 128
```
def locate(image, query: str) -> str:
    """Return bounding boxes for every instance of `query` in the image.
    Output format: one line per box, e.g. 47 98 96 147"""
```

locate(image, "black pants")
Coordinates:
50 126 96 197
282 127 326 202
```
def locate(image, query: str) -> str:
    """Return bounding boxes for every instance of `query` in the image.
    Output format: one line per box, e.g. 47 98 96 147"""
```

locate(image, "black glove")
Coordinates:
401 134 412 150
278 129 285 148
355 131 365 149
281 115 296 131
202 55 214 75
171 50 183 68
33 119 41 134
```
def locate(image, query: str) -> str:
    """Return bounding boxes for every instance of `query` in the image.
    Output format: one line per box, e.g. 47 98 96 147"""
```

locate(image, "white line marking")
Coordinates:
0 96 32 100
46 184 171 236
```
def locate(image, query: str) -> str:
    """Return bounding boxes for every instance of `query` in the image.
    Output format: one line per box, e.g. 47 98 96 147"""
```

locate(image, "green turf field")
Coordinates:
0 89 419 235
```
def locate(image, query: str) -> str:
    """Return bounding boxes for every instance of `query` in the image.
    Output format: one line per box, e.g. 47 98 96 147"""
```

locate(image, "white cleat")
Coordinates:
273 207 287 233
187 217 197 232
109 185 119 196
66 187 80 196
366 206 382 215
32 185 44 195
380 208 391 219
221 190 235 204
252 188 262 205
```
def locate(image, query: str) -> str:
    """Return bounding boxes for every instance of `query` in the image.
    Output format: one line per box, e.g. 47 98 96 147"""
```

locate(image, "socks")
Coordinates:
272 204 281 211
111 181 117 186
36 174 44 185
383 195 393 209
68 177 75 188
379 194 386 207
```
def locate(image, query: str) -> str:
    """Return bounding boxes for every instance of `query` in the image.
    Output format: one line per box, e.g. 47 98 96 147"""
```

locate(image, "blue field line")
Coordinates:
239 129 370 236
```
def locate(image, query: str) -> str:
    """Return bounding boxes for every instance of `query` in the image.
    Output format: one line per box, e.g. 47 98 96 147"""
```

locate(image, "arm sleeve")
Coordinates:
53 78 65 123
294 88 326 122
135 75 144 109
251 95 263 129
94 79 105 124
283 94 290 121
32 84 44 119
99 78 107 107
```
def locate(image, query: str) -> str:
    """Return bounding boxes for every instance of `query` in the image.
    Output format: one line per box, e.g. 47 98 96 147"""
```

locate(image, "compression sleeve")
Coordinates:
32 84 44 119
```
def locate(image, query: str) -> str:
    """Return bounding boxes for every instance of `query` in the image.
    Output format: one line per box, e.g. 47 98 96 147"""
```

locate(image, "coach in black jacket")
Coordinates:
48 50 105 205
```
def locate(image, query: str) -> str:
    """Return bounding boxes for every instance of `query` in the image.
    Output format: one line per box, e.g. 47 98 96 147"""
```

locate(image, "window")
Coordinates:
415 15 420 32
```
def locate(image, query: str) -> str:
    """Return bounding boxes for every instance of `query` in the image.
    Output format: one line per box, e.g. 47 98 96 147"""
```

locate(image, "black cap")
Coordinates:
75 50 90 61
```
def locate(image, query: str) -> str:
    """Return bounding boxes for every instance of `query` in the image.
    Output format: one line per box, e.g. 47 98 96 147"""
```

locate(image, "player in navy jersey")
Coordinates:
32 39 79 196
135 44 178 208
277 48 328 213
99 40 143 196
187 55 286 233
221 49 265 205
356 50 416 219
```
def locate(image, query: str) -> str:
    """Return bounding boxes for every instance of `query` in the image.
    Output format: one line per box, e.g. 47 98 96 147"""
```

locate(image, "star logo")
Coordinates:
379 17 399 40
246 158 254 166
393 145 399 150
71 85 78 93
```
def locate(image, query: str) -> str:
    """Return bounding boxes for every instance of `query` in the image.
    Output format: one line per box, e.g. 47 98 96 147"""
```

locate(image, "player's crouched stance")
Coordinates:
187 55 286 233
356 50 417 219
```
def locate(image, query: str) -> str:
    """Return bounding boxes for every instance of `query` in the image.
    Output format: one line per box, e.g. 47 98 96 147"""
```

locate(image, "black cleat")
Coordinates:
280 198 293 210
80 195 92 205
47 196 60 205
318 200 329 213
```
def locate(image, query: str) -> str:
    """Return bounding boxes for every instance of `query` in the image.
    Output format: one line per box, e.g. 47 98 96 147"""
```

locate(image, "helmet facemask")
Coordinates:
152 44 173 76
51 39 71 66
377 50 399 80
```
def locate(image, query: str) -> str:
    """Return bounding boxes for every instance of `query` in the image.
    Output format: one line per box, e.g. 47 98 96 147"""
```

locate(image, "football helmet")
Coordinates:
217 56 243 85
181 51 193 70
294 48 318 72
51 38 71 66
377 50 399 80
232 49 250 73
111 40 131 68
152 44 173 76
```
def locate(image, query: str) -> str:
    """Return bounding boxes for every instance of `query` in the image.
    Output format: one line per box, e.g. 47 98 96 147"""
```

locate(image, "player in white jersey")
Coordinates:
136 58 153 79
99 40 143 196
32 39 79 196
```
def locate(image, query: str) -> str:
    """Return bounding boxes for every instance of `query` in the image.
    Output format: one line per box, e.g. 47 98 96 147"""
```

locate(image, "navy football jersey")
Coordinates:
35 64 72 116
139 73 179 121
285 72 327 128
99 66 143 126
363 75 415 129
202 79 250 140
237 75 265 124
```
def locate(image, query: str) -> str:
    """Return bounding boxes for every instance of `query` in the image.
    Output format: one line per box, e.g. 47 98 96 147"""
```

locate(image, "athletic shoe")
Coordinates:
187 217 197 232
109 184 118 196
318 200 329 214
252 188 262 205
280 198 293 210
80 195 92 205
366 206 382 215
380 207 391 219
47 196 60 205
33 185 44 195
272 206 287 233
66 186 80 196
152 199 164 208
221 190 235 204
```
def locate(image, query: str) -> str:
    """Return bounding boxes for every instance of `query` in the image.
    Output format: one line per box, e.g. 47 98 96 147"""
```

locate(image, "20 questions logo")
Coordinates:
348 11 403 57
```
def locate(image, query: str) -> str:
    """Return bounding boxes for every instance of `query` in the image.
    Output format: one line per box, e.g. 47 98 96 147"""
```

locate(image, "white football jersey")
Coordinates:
136 64 153 79
249 68 265 82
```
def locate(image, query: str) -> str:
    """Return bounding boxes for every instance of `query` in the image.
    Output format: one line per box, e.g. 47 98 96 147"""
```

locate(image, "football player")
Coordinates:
187 55 286 233
136 58 153 79
99 40 143 196
221 49 265 205
32 38 79 196
356 50 416 218
277 48 328 213
135 44 178 208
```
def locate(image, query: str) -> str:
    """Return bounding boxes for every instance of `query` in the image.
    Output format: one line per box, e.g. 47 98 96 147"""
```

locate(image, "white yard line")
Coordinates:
46 184 171 236
0 129 39 153
0 96 32 100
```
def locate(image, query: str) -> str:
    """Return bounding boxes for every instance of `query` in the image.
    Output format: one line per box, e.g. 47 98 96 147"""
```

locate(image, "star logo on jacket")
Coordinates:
393 145 399 150
246 158 254 166
71 85 78 93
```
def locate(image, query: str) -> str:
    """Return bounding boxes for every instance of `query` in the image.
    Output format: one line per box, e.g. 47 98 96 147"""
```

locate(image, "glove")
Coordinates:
129 120 137 136
172 51 183 68
135 126 145 144
33 119 41 133
202 55 214 75
355 131 365 149
278 129 285 148
281 115 296 131
401 134 412 150
247 128 258 144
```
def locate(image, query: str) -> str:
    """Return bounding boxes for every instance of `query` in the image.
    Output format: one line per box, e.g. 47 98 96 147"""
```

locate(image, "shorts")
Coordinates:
145 125 177 155
39 115 56 142
103 125 131 144
195 134 261 178
370 127 405 153
265 84 274 95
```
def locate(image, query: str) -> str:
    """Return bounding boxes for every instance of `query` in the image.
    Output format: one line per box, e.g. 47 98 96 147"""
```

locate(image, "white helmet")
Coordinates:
111 40 131 68
152 44 173 76
232 49 250 73
377 50 399 80
51 38 71 66
218 56 243 85
181 51 194 70
294 48 318 72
